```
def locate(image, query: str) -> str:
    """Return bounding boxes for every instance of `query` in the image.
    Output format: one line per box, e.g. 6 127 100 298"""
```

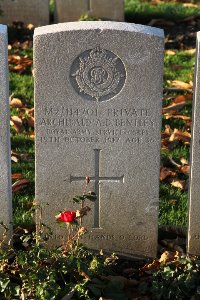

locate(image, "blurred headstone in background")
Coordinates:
54 0 124 23
0 0 49 27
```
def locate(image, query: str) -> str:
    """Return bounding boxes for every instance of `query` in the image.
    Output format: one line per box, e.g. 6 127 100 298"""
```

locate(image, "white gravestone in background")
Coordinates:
188 32 200 255
54 0 124 23
0 25 12 239
0 0 49 27
34 22 164 258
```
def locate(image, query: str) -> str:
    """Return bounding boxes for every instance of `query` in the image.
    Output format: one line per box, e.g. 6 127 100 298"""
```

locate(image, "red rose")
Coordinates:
57 211 76 223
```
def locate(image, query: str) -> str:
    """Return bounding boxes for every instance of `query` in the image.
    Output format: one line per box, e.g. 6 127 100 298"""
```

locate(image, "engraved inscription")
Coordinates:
87 234 149 241
69 149 124 229
38 106 158 144
70 46 126 101
54 234 149 242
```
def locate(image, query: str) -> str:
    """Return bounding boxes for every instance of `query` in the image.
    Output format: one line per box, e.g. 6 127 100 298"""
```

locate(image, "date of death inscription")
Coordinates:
38 106 159 144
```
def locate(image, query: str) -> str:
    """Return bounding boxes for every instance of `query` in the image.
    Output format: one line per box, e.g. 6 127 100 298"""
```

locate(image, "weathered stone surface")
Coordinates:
54 0 124 22
54 0 88 23
188 32 200 255
90 0 124 21
0 25 12 238
34 22 164 258
0 0 49 26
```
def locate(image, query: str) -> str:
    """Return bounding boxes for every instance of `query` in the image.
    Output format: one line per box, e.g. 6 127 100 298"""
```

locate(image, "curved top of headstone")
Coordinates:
34 21 164 38
0 24 7 34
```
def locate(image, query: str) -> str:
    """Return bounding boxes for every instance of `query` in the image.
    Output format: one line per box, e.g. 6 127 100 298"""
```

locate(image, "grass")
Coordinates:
125 0 200 23
164 51 195 83
8 1 199 230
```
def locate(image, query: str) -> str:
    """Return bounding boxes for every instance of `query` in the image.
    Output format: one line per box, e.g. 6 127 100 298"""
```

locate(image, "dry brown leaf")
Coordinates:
140 259 160 274
163 102 186 113
165 50 176 55
27 131 35 139
159 251 174 264
160 167 176 181
184 48 196 55
27 116 35 128
164 114 191 121
8 54 33 74
10 116 23 133
11 156 18 163
174 95 191 103
180 157 188 165
183 3 198 8
164 125 173 136
170 179 186 189
12 179 30 193
178 165 190 175
169 129 191 144
170 80 193 89
12 173 23 181
10 98 23 108
27 23 34 30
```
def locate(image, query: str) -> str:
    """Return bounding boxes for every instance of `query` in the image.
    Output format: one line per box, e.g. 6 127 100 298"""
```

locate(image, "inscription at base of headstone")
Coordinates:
0 0 49 26
0 25 12 239
34 21 164 258
54 0 124 23
188 32 200 255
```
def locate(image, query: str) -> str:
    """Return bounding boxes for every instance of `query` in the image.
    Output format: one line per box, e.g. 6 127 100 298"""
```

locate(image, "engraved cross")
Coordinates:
70 149 124 228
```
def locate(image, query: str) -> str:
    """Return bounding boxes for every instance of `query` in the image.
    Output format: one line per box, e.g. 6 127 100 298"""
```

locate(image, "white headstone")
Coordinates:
34 22 164 258
0 0 49 27
54 0 124 23
0 25 12 238
188 31 200 255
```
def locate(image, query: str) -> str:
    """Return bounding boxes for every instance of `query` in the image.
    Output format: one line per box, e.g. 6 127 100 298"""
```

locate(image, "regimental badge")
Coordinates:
70 46 126 102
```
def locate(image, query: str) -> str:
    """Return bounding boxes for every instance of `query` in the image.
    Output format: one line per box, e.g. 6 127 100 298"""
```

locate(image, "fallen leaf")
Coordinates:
11 156 18 163
27 131 35 139
8 54 33 74
12 179 30 193
170 80 193 89
159 251 174 264
174 94 192 103
164 114 191 121
165 50 176 55
180 157 188 165
183 3 198 8
184 48 196 55
170 179 186 189
10 116 23 133
140 259 160 274
27 23 34 30
178 165 190 175
160 167 176 181
169 129 191 144
10 98 23 108
163 102 186 113
27 116 35 128
12 173 23 181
